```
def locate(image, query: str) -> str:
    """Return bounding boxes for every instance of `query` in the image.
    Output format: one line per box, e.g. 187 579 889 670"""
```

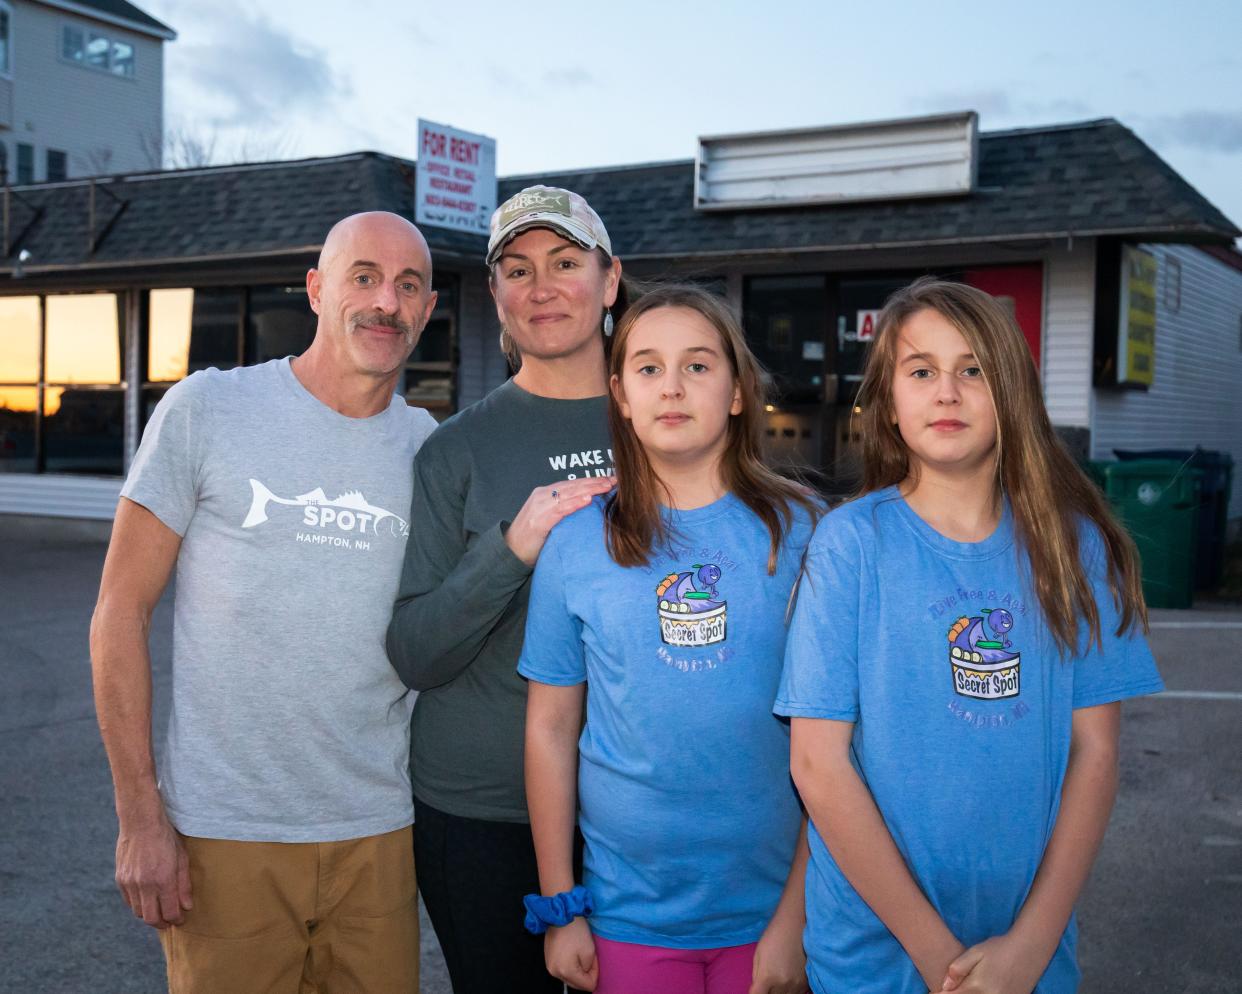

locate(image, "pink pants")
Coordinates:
593 935 758 994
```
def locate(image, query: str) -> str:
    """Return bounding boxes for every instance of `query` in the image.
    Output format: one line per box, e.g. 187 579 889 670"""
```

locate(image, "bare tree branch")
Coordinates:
142 123 300 171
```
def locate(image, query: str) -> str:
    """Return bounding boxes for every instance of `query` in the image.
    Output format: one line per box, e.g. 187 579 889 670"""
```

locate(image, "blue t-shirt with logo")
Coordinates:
519 493 813 948
775 488 1163 994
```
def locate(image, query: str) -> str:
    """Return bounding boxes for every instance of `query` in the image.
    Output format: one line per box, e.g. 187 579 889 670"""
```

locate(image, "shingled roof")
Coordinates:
2 118 1235 279
502 118 1240 259
1 153 486 277
40 0 176 39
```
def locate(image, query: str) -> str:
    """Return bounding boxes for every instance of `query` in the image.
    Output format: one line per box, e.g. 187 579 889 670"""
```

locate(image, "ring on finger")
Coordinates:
551 489 560 501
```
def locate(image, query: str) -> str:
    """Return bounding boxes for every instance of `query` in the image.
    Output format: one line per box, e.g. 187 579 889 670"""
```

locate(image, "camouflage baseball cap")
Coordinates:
486 185 612 265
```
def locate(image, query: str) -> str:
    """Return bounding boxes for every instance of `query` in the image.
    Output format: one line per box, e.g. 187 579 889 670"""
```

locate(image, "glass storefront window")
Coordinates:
42 386 124 475
405 276 457 418
148 288 194 382
743 276 830 478
0 296 40 383
45 294 121 384
147 287 245 382
142 386 171 427
0 387 37 473
247 285 316 365
185 288 243 375
744 276 830 406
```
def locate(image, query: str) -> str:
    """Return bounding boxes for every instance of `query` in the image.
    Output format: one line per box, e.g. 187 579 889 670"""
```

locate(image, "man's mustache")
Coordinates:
348 312 415 337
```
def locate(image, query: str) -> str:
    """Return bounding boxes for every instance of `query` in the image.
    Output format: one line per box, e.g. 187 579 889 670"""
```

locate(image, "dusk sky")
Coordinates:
144 0 1241 241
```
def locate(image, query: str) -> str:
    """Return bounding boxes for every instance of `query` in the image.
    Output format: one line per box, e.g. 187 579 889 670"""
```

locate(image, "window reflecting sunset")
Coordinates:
148 289 193 382
0 297 41 383
45 294 121 385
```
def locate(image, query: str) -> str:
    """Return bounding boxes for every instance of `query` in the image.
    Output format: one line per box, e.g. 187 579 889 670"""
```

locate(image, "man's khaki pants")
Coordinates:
159 826 418 994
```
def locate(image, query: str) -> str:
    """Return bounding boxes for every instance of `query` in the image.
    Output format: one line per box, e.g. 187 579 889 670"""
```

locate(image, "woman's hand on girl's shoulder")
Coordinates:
749 914 810 994
505 477 617 566
544 917 598 991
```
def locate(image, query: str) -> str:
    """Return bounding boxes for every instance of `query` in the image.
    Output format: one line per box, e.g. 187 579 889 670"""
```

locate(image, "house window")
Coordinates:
0 3 12 76
1164 257 1182 313
85 32 109 70
16 142 32 184
62 25 84 62
111 40 134 77
47 149 67 182
61 24 137 76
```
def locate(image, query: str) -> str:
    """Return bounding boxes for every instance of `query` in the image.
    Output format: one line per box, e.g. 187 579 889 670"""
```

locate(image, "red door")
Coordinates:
962 264 1044 368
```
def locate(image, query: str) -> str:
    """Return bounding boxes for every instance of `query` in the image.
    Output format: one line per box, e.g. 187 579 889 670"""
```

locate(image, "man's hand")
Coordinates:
91 498 186 929
115 813 192 929
543 917 598 991
748 912 810 994
935 933 1045 994
505 477 616 566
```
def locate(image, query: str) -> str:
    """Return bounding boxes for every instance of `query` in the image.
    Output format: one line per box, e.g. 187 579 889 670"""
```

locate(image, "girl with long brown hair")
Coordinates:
520 285 819 994
777 277 1163 994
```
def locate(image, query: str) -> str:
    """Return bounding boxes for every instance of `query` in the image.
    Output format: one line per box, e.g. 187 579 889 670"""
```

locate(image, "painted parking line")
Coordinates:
1149 621 1242 630
1155 690 1242 701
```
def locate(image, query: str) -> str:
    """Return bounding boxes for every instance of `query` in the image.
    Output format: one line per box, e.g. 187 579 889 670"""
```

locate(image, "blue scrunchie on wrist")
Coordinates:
522 885 594 935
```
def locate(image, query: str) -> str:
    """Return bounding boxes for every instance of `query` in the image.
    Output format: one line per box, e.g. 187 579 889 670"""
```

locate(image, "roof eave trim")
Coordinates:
32 0 177 40
2 244 324 275
614 224 1238 262
0 242 485 276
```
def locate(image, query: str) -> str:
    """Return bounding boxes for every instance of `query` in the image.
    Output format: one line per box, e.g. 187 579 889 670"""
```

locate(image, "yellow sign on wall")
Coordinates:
1118 246 1157 386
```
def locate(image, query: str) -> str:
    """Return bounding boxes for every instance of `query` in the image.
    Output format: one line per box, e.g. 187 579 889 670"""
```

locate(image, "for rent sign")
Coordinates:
415 120 497 234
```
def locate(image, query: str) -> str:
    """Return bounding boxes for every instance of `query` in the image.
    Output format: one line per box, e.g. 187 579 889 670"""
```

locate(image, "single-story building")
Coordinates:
1 113 1239 528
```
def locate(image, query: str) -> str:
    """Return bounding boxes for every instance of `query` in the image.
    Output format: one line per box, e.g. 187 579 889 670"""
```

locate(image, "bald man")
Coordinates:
91 212 439 994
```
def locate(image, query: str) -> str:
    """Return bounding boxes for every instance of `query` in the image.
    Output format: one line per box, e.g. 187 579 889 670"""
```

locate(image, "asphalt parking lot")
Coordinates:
1 514 1239 994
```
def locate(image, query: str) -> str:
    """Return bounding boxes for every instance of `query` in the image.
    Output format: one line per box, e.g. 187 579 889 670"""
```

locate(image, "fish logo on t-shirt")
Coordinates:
242 480 409 538
656 564 727 647
947 608 1021 700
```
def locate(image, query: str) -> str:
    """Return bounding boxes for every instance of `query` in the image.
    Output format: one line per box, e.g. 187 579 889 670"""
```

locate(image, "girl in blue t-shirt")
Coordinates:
519 284 821 994
777 277 1162 994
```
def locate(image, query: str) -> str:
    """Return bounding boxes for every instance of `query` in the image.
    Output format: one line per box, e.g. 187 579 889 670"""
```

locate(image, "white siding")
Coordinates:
1041 241 1096 428
1092 245 1242 519
4 1 164 180
0 472 121 518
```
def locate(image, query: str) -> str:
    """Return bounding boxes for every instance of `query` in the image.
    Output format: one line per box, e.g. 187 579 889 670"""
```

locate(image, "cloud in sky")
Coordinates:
174 15 339 128
1139 111 1242 154
151 0 346 163
909 90 1092 124
541 68 599 88
910 88 1015 118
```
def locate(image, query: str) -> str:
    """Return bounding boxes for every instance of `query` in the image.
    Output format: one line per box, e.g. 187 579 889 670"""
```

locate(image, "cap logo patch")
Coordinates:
500 190 572 225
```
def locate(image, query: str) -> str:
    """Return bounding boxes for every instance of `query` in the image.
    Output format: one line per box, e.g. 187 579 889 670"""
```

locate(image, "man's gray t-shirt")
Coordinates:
122 357 436 842
387 379 613 821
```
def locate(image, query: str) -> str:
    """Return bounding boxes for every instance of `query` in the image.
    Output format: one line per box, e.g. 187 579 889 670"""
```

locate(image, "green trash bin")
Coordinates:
1084 460 1110 492
1114 449 1234 589
1095 460 1202 609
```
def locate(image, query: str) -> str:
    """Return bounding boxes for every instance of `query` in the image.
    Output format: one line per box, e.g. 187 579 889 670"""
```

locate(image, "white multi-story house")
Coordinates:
0 0 173 183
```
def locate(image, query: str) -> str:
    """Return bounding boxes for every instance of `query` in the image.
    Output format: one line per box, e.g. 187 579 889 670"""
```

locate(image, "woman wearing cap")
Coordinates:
387 185 623 994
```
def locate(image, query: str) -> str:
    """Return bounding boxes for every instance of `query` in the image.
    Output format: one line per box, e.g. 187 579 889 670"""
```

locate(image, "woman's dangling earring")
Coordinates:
603 309 614 337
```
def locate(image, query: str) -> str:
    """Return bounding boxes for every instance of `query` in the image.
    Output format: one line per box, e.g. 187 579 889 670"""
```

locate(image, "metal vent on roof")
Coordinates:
694 112 978 211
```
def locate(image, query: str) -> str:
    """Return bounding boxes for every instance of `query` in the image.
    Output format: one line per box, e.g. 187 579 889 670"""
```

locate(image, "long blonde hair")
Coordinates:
855 277 1147 654
604 284 819 573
